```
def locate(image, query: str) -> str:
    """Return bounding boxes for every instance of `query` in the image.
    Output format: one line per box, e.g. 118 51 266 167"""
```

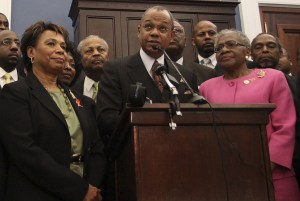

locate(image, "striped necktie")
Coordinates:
151 60 163 93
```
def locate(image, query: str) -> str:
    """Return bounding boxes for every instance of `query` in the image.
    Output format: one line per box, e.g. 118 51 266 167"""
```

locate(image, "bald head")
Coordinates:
0 30 21 72
192 20 217 58
0 13 9 31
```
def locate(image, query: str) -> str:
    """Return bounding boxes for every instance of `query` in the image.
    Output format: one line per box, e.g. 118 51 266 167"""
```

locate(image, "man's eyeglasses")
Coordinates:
215 40 245 53
1 38 21 47
173 28 184 34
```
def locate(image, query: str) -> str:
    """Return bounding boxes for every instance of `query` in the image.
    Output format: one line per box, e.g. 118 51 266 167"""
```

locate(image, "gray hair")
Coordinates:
215 29 250 48
77 35 109 53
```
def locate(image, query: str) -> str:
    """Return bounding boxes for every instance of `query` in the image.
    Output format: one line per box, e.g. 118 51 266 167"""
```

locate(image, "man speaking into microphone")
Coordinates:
97 6 198 200
97 5 198 143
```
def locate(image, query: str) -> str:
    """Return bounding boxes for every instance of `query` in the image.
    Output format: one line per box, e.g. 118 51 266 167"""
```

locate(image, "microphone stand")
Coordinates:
155 65 182 119
154 46 207 104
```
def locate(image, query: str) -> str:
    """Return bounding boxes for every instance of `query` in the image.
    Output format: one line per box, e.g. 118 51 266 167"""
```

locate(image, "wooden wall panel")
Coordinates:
69 0 239 60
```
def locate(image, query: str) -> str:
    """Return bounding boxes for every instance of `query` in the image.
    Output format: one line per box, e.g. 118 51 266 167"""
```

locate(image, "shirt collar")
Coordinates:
140 48 164 75
84 76 96 91
197 53 217 67
176 57 183 65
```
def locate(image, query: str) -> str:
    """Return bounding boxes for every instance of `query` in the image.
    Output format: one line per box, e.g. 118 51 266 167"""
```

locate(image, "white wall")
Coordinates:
239 0 300 41
0 0 11 28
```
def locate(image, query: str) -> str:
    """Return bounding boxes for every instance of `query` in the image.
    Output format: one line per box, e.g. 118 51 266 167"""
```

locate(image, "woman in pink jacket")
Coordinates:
199 29 300 201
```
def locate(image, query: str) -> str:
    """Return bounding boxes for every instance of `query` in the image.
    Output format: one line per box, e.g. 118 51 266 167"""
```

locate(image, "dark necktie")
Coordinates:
151 60 164 93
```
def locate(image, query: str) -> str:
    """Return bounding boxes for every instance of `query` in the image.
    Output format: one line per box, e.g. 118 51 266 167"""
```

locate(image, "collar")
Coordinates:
0 67 18 81
84 76 96 91
140 48 164 76
176 57 183 65
197 54 217 67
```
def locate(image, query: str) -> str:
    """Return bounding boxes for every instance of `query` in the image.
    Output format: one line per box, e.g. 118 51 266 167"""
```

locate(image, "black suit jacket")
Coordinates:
0 72 106 201
97 52 198 144
72 72 86 95
0 74 25 199
183 59 215 86
195 57 256 76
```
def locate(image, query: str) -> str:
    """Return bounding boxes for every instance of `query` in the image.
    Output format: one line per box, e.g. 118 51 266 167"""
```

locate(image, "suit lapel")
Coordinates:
26 73 68 129
126 53 162 101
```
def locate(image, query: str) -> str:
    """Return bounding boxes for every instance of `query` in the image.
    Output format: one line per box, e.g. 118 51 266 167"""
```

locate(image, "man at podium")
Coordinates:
97 5 197 144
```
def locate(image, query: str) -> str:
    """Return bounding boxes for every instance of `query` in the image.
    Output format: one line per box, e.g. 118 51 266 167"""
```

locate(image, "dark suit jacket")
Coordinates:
97 52 198 144
72 72 86 95
0 72 106 201
0 74 25 200
195 57 256 76
183 59 215 86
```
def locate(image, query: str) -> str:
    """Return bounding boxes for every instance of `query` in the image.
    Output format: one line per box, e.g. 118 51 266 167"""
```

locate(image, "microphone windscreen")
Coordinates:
127 82 146 107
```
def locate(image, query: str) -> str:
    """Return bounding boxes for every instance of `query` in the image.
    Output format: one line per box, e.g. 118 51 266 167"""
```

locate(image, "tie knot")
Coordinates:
201 58 211 65
3 73 12 84
93 82 99 91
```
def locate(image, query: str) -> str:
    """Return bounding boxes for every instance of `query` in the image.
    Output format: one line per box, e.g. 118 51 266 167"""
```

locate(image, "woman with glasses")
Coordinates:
199 29 300 201
0 21 105 201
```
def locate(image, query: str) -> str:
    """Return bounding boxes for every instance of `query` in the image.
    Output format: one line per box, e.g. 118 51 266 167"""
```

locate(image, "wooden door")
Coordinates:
260 6 300 75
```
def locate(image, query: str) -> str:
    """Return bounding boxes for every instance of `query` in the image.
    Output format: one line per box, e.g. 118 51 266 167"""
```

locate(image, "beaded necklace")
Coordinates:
57 84 73 118
47 84 73 118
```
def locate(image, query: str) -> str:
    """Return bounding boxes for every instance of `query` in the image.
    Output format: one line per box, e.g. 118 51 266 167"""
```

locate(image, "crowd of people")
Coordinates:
0 5 299 201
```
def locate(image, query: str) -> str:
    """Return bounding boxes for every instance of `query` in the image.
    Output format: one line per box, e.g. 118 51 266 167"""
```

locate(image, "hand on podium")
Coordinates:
83 184 102 201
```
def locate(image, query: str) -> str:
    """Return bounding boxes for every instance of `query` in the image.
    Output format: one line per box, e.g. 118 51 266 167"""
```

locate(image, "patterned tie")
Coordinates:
201 58 214 68
151 60 164 93
3 73 12 85
92 82 99 101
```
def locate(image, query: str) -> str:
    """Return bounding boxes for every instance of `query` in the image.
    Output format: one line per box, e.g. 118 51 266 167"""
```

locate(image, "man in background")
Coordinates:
0 13 9 31
0 29 21 199
73 35 109 102
192 20 217 70
166 20 215 86
277 48 294 76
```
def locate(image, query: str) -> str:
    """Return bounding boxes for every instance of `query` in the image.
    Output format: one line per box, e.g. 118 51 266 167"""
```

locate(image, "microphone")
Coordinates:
155 64 182 116
153 45 207 104
127 82 146 107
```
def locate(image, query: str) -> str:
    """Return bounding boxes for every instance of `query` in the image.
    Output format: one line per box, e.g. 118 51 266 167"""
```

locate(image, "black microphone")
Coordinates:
127 82 146 107
153 45 207 104
155 63 182 116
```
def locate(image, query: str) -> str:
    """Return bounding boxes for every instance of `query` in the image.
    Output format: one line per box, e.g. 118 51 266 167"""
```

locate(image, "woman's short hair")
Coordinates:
215 29 251 48
21 21 69 72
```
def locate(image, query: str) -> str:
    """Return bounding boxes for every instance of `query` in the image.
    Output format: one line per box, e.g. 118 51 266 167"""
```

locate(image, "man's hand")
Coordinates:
83 184 102 201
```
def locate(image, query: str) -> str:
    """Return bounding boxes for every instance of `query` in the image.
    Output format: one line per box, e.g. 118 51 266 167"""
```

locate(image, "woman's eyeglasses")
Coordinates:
215 40 245 53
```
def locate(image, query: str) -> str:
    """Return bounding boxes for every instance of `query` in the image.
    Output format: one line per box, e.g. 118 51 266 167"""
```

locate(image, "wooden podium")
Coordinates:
111 103 275 201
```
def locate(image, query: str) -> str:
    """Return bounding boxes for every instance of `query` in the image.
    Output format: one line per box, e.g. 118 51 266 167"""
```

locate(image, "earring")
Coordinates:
30 57 34 64
245 55 249 60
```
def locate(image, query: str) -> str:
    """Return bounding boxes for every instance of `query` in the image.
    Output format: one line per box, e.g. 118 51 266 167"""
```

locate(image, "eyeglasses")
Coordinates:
142 23 171 34
214 40 245 53
173 28 184 34
1 38 21 47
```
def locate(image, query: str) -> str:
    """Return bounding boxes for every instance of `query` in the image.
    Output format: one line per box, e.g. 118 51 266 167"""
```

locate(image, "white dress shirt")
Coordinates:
140 48 164 78
83 76 97 99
